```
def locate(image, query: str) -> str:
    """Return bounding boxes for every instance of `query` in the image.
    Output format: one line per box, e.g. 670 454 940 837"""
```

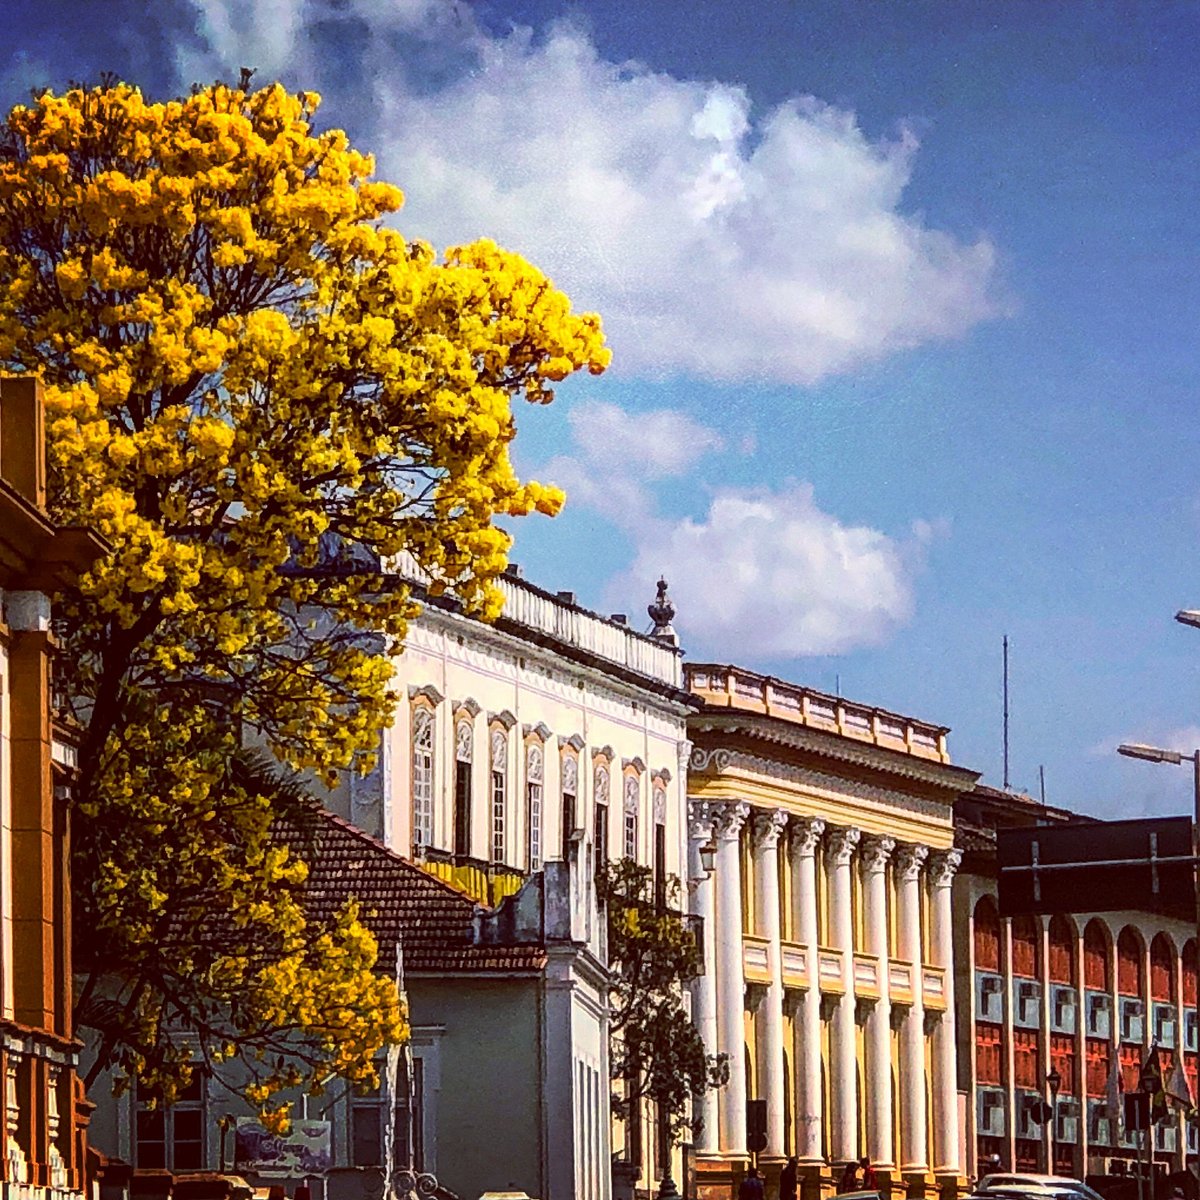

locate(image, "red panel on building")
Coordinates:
1184 940 1197 1007
1119 1042 1141 1090
1118 927 1142 996
1086 1037 1110 1097
1085 921 1109 990
975 899 1001 973
1014 1027 1040 1089
1013 914 1039 979
1049 1033 1076 1092
1151 935 1174 1002
977 1022 1003 1085
1049 916 1075 984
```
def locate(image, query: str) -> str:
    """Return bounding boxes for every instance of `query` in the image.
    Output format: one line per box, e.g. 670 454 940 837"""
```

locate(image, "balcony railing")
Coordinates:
686 663 950 762
419 848 526 908
394 551 683 688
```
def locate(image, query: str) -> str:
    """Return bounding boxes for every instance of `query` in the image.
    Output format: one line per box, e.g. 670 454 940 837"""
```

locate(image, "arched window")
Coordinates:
623 774 639 860
1084 919 1110 990
561 753 578 862
490 730 507 863
1049 914 1075 985
1184 940 1198 1008
1151 933 1175 1002
593 763 610 882
526 743 544 872
411 708 434 853
974 896 1001 972
1012 913 1039 979
1117 927 1143 997
453 718 473 858
652 782 667 909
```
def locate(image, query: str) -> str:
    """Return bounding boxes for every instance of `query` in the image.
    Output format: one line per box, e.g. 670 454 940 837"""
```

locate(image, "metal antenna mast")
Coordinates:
1003 635 1010 791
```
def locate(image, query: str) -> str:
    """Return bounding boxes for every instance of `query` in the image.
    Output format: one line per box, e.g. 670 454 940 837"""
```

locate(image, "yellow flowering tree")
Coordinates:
0 76 609 1119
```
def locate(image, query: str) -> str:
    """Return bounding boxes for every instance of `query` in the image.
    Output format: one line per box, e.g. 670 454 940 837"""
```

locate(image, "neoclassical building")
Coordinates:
329 565 697 1196
955 785 1199 1181
684 664 980 1198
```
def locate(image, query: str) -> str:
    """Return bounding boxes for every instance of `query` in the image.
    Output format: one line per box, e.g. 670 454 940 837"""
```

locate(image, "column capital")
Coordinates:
824 825 861 867
712 800 751 842
752 808 789 850
894 843 929 881
789 815 826 857
928 847 963 889
688 797 716 842
677 738 693 774
860 834 896 874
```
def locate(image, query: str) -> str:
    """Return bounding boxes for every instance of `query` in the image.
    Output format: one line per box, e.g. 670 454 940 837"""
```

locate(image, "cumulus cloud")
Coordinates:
543 401 938 657
182 7 1002 385
616 483 936 656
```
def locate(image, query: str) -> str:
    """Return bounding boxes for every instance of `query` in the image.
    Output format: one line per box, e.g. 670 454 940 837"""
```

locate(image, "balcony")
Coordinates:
854 952 882 997
685 664 949 762
419 848 526 907
889 959 915 1003
743 935 771 983
922 965 947 1010
781 941 809 987
396 551 683 688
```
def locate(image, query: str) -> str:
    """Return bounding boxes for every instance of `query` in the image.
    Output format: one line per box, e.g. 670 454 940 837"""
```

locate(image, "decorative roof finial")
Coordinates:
648 577 678 645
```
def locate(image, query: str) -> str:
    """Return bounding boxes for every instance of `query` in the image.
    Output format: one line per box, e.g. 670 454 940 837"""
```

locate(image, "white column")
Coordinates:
896 844 930 1174
929 849 962 1176
826 826 861 1163
791 816 826 1163
688 799 719 1155
714 800 751 1156
753 809 789 1159
861 835 896 1170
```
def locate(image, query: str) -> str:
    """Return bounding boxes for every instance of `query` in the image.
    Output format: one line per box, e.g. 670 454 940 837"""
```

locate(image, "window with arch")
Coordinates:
1117 926 1143 997
1151 933 1175 1002
1048 914 1075 984
1084 919 1110 990
593 762 610 882
652 781 667 910
623 774 639 860
974 896 1001 972
411 708 435 853
490 729 507 863
1011 913 1039 979
1184 939 1198 1008
561 753 578 862
526 743 544 872
453 718 473 858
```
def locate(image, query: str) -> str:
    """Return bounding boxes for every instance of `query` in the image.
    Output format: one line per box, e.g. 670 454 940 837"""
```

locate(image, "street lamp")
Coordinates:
1176 610 1200 631
1046 1067 1062 1174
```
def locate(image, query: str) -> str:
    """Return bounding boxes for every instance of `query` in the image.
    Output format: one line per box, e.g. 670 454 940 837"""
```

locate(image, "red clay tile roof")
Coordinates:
273 803 547 974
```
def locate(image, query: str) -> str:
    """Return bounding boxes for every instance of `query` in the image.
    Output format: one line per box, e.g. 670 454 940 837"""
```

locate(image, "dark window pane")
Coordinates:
352 1105 382 1167
136 1111 166 1168
177 1075 204 1103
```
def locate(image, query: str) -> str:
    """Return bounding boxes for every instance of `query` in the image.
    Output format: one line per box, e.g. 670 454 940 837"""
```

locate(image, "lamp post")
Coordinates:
1046 1066 1062 1174
1118 738 1200 1171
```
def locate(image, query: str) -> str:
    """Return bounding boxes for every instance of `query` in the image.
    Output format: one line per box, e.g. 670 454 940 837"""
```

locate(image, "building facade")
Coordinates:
684 664 980 1199
955 786 1198 1183
328 566 697 1193
0 376 104 1200
87 803 611 1200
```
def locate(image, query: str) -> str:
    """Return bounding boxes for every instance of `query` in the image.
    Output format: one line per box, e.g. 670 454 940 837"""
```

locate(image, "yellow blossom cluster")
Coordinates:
0 78 608 1121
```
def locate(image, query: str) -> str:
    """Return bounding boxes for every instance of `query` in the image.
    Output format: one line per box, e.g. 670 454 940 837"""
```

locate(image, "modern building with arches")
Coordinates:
955 785 1198 1181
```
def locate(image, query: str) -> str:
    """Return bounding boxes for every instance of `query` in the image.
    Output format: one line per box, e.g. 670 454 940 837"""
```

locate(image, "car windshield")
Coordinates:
979 1178 1104 1200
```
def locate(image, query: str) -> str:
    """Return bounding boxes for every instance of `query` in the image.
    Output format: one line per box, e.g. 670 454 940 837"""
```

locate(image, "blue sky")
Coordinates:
9 0 1200 818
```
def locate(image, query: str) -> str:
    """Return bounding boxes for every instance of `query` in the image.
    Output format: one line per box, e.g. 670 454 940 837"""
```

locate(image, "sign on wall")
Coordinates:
234 1117 332 1177
997 816 1195 920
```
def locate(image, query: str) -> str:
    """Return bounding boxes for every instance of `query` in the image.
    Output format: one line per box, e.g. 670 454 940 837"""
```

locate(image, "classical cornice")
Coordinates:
689 715 979 796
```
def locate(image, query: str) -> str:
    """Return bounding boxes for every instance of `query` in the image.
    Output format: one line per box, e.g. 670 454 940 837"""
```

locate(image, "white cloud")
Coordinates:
543 401 937 657
615 483 936 657
182 8 1002 385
